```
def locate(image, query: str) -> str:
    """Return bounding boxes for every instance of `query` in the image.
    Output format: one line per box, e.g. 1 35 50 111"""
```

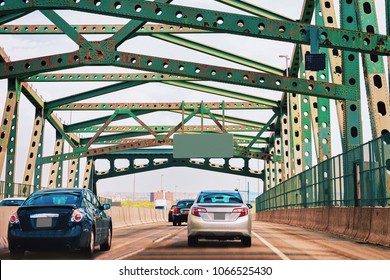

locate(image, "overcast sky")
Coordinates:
0 0 387 197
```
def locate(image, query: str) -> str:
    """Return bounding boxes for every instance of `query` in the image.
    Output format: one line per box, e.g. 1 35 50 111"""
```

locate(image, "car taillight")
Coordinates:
173 208 179 214
232 207 249 217
9 212 19 224
191 207 207 217
71 208 86 222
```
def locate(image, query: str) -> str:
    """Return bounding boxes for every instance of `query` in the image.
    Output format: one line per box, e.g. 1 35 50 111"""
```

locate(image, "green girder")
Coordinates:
0 0 388 54
0 50 358 100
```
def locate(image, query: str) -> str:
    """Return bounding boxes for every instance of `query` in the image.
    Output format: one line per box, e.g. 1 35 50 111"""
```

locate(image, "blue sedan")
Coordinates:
8 188 112 259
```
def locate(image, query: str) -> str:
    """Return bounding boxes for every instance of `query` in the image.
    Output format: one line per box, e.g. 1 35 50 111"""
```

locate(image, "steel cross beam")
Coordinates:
0 50 358 100
0 0 388 55
0 23 207 35
36 137 273 165
70 124 262 133
52 101 274 111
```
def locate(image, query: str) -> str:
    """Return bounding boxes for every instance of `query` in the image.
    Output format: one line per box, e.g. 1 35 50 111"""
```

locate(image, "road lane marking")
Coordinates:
153 234 172 243
252 231 290 260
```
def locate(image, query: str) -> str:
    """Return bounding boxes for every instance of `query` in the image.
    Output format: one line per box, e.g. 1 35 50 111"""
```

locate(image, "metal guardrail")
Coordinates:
256 134 390 212
0 182 112 205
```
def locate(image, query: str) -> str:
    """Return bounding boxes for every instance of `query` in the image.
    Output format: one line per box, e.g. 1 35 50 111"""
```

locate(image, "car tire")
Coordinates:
82 228 95 258
9 247 25 259
173 221 177 226
241 236 251 247
178 222 182 226
188 236 198 247
100 227 112 251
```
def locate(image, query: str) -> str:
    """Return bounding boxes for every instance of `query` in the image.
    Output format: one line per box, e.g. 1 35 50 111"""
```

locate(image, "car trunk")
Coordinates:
17 205 75 231
197 203 243 222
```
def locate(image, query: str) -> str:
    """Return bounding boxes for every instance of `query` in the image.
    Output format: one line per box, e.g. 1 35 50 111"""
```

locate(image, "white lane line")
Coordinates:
154 234 172 243
116 248 146 260
252 231 290 260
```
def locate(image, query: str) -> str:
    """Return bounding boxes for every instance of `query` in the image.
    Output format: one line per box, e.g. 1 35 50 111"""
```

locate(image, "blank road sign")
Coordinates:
173 134 234 158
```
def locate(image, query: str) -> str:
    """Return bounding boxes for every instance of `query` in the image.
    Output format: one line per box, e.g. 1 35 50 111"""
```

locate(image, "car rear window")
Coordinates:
197 192 243 203
176 201 194 207
24 193 81 206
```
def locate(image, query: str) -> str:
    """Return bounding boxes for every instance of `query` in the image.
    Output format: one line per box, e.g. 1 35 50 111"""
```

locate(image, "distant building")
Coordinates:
150 190 174 202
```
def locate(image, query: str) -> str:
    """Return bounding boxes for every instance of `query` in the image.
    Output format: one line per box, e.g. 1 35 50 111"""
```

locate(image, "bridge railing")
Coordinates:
256 134 390 212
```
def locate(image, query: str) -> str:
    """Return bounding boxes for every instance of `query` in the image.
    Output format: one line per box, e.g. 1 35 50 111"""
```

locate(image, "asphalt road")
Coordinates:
1 221 390 260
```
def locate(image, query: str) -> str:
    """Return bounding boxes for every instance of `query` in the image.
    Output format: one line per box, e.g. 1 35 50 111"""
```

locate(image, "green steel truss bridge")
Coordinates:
0 0 389 205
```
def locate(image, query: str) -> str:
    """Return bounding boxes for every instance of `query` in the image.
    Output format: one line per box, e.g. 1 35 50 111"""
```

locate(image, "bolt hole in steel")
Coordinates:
114 2 121 9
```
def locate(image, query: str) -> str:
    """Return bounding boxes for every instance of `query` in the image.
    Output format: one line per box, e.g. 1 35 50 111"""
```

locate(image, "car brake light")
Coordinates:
232 207 249 217
71 208 86 222
191 207 207 217
173 207 179 214
9 212 19 224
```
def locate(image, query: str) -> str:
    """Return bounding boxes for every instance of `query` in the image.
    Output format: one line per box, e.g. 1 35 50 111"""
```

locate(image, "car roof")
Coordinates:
177 199 194 202
32 188 85 195
200 190 240 193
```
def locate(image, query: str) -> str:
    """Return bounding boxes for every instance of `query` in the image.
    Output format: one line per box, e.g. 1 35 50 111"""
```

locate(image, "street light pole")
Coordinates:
160 174 164 191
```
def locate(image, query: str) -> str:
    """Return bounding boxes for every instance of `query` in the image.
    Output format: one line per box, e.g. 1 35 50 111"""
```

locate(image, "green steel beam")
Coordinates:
108 0 173 47
173 109 272 129
46 113 79 147
1 1 387 55
0 12 28 25
152 33 284 75
247 113 277 148
316 1 331 162
80 132 268 146
41 10 92 48
23 73 195 82
45 81 146 110
72 124 261 133
53 101 273 111
163 81 279 107
0 50 358 100
0 48 44 109
0 24 207 35
64 112 148 132
356 0 390 138
93 153 262 180
36 137 272 165
215 0 293 21
4 79 21 198
340 0 363 151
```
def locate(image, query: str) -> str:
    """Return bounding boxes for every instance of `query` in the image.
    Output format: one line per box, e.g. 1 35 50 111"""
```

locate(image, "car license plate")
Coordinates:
182 210 188 214
214 213 225 220
36 218 52 228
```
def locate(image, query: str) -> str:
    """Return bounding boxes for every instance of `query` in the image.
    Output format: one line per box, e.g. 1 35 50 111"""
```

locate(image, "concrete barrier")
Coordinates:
368 207 389 246
255 207 390 248
352 207 372 241
327 207 347 235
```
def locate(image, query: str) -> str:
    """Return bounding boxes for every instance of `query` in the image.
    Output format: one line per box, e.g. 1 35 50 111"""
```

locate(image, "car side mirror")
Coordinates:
102 204 111 210
247 204 252 209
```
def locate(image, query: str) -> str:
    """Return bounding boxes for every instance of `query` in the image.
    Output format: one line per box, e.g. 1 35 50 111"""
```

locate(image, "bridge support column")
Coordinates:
47 131 64 188
23 108 44 192
0 78 21 197
82 158 95 190
67 158 80 188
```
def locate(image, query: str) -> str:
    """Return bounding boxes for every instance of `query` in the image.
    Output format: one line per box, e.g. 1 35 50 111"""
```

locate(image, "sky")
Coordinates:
0 0 388 198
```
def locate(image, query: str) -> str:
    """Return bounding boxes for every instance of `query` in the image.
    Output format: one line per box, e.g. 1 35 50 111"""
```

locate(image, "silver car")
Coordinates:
187 190 252 247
